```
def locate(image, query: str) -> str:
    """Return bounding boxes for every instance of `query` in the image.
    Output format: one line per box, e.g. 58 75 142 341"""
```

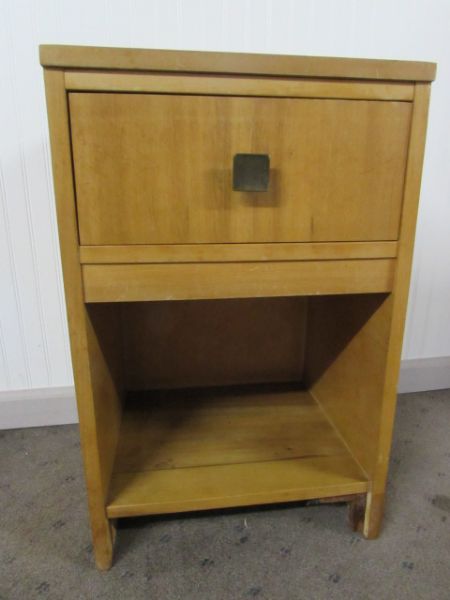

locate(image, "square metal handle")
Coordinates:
232 153 270 192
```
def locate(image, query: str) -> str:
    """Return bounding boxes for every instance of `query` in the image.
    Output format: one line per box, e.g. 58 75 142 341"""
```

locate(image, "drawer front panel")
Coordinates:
69 92 411 245
82 259 395 303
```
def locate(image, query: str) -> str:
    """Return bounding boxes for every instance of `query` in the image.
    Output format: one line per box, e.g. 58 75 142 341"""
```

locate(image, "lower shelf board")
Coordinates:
106 384 368 518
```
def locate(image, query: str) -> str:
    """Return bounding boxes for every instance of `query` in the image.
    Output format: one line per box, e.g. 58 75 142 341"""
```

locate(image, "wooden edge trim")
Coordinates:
82 259 395 303
372 83 432 496
79 242 399 265
106 480 369 519
40 45 437 82
43 68 116 567
65 72 414 101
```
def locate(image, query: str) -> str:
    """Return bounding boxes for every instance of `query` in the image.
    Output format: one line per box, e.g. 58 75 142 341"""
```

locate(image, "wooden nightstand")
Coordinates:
40 45 435 570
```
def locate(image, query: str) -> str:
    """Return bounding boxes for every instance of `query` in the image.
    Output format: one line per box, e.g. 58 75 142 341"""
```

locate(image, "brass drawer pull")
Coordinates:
233 153 270 192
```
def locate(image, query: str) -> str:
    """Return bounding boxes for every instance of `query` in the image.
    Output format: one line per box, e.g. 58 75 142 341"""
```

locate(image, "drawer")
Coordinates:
69 92 411 245
82 259 395 302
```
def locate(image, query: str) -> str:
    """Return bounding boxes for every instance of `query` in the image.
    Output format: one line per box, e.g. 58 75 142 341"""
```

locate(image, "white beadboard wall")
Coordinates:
1 0 450 426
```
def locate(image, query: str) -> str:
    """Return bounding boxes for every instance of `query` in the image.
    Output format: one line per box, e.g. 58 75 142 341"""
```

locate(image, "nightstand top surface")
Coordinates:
40 45 436 82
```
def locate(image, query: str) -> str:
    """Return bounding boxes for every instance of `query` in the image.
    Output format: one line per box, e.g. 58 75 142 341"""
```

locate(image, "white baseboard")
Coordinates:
398 356 450 394
0 386 78 430
0 357 449 429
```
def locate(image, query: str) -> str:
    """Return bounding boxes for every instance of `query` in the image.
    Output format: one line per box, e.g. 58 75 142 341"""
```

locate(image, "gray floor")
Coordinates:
1 390 449 600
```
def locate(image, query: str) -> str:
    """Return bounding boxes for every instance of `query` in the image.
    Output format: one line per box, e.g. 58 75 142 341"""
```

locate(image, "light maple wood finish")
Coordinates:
304 83 432 538
43 70 122 570
108 455 368 519
41 46 434 570
122 298 306 390
115 386 349 472
70 93 411 245
65 71 414 101
79 241 398 264
40 45 436 81
364 83 432 537
107 386 368 518
82 259 395 303
304 293 392 478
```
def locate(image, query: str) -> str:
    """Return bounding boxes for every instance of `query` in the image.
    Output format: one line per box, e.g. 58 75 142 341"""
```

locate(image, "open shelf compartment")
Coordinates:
107 384 368 518
85 293 391 522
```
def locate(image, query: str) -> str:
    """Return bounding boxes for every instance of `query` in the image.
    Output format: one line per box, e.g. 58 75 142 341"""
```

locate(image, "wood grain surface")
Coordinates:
70 93 411 245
